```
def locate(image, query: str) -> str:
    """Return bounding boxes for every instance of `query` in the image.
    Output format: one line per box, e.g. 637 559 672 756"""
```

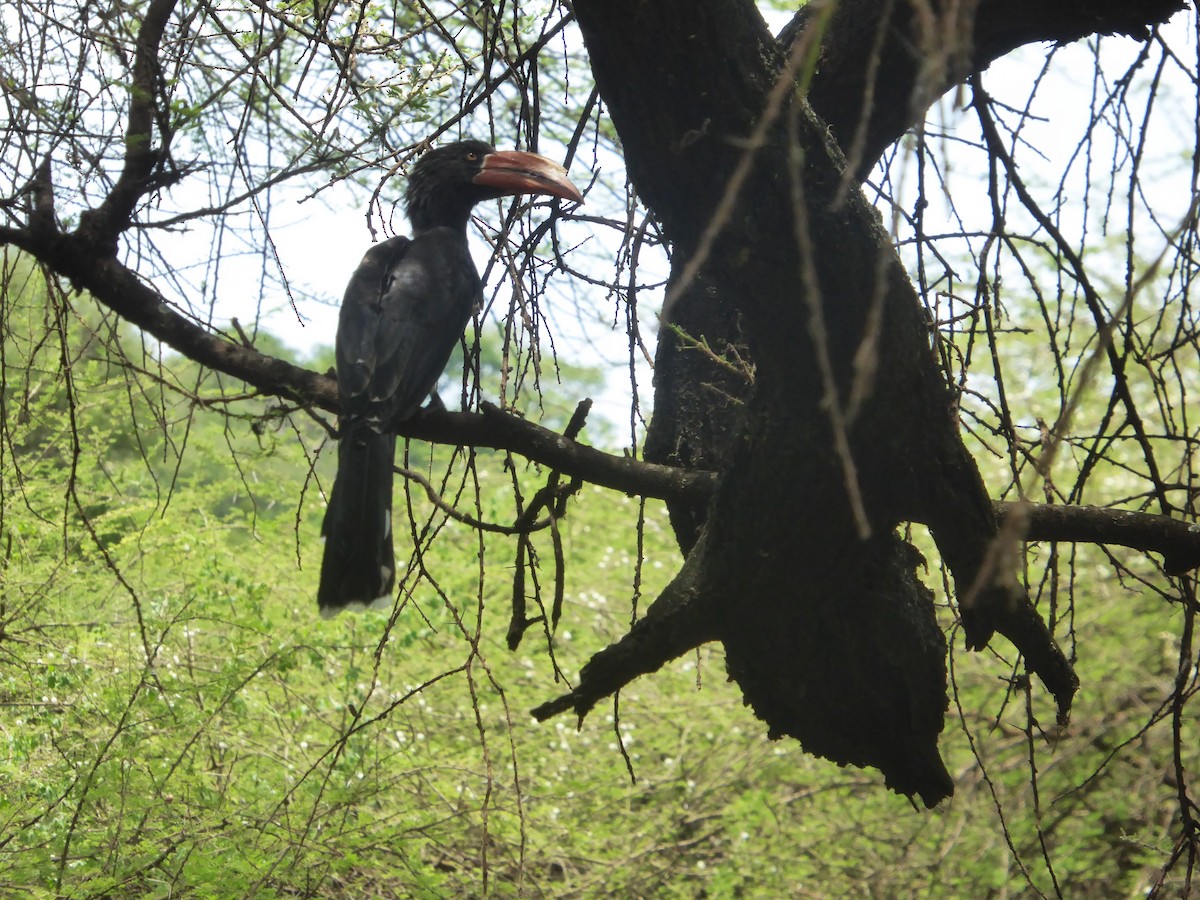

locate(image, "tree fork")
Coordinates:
566 0 1199 802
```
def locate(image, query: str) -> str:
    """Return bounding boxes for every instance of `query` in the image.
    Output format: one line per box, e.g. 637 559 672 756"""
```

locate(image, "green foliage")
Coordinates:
1 273 1195 897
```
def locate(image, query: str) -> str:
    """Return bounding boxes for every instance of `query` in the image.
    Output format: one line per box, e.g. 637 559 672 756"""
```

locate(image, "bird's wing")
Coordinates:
336 235 412 418
336 229 480 428
369 231 481 422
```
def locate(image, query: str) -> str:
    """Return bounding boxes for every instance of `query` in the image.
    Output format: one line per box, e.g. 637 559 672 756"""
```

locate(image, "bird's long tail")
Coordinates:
317 425 397 617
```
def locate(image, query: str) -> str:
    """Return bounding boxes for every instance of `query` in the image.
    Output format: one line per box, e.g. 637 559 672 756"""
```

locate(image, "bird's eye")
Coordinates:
465 151 478 161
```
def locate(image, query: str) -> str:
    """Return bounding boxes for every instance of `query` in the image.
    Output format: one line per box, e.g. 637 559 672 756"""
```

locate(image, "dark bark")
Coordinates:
642 269 749 555
563 0 964 805
555 0 1185 804
647 0 1188 535
780 0 1187 182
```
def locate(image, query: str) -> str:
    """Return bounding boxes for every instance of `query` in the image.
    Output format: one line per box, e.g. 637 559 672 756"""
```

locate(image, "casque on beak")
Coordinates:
473 150 584 204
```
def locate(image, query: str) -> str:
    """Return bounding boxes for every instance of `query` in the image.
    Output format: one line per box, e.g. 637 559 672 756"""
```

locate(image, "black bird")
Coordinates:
318 140 583 617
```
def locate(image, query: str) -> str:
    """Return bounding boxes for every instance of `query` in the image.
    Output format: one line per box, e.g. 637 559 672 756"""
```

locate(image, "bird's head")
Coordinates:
405 140 583 233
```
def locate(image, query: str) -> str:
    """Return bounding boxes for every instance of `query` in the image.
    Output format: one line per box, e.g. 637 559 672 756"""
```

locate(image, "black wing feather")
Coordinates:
334 235 411 417
365 227 481 423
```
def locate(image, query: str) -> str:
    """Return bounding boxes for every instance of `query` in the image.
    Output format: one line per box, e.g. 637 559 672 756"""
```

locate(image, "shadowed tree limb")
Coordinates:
565 0 1189 805
5 229 1198 576
5 224 1199 580
782 0 1188 181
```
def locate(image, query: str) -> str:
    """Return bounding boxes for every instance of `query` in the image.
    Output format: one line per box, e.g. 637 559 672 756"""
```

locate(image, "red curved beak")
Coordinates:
473 150 584 204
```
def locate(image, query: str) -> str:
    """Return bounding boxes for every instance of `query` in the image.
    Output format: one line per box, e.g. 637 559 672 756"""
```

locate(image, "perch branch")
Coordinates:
2 231 1198 575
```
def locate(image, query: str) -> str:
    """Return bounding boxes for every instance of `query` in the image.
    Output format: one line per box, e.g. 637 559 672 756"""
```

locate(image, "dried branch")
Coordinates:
506 400 591 648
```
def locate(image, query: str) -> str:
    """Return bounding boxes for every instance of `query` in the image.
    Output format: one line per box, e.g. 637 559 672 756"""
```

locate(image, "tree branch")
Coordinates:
8 215 1199 586
784 0 1188 180
406 402 708 502
6 219 1198 577
1003 502 1200 577
416 406 1200 578
3 228 336 409
77 0 182 253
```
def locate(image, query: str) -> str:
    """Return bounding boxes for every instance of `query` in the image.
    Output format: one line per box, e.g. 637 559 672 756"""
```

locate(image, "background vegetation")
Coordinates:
0 268 1193 896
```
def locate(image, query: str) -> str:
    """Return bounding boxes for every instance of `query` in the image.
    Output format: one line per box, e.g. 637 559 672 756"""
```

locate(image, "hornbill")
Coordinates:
317 140 583 617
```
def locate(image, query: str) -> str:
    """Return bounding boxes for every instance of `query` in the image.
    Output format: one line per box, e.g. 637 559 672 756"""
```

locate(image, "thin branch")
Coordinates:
77 0 181 252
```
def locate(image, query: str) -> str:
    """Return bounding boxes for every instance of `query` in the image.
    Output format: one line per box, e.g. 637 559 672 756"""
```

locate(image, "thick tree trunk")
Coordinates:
545 0 1193 804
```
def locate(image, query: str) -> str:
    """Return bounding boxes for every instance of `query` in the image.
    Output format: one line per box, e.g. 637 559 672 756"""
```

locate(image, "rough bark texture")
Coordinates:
649 0 1189 532
553 0 1185 805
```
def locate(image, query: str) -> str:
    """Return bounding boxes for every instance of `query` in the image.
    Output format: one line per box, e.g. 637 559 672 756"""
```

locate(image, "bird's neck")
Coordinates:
410 218 471 238
407 189 481 235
